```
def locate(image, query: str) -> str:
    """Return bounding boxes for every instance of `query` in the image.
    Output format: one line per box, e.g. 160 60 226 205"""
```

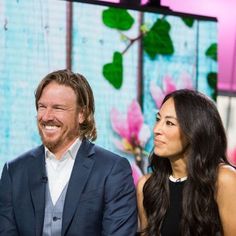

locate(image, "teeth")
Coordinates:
44 125 58 130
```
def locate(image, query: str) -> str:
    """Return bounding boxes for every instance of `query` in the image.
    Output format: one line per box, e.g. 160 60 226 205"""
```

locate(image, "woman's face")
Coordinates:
153 97 188 159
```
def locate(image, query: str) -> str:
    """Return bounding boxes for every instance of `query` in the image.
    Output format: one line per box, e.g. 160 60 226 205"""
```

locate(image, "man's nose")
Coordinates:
41 108 54 121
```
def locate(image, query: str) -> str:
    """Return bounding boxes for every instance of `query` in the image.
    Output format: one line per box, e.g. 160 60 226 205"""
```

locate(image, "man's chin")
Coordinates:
41 138 58 151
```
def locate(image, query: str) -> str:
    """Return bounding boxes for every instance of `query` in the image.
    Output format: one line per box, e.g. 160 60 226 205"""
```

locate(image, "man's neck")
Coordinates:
47 137 80 160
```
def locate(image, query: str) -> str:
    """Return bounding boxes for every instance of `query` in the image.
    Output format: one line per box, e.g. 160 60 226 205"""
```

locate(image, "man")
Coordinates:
0 69 137 236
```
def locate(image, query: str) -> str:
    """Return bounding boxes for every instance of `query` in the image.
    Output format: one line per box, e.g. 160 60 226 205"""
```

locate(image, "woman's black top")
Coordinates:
136 178 221 236
161 180 185 236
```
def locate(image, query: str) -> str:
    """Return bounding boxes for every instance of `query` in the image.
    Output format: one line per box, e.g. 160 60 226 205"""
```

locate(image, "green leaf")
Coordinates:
211 90 217 101
102 7 134 31
181 17 194 27
143 18 174 59
205 43 217 61
103 52 123 89
207 72 217 101
207 72 217 89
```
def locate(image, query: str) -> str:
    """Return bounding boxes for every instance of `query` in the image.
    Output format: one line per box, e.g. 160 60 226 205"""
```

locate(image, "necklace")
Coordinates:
169 175 187 182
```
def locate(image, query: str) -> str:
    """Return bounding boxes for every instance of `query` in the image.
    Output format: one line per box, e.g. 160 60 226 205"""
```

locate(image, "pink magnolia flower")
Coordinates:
110 100 151 154
228 147 236 165
131 162 143 186
150 73 194 109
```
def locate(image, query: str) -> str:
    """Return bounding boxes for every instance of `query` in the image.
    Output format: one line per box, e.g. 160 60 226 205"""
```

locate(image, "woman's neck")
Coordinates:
169 156 187 179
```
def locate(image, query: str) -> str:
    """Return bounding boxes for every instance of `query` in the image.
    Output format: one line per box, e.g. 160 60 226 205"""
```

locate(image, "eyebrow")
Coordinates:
157 112 178 120
37 102 69 109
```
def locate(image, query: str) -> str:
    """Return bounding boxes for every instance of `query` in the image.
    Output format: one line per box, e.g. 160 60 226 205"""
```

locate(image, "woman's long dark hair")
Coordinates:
143 89 231 236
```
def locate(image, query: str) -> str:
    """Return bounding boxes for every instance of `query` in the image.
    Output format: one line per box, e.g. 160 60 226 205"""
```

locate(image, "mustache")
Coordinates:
39 121 61 126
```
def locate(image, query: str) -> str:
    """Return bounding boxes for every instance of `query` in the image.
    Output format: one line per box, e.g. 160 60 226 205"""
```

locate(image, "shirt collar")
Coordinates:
45 138 82 161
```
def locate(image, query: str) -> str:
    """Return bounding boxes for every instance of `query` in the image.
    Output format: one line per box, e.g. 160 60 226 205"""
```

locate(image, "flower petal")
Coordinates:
138 124 151 148
163 75 176 94
150 80 165 109
111 137 135 154
228 147 236 165
127 100 143 141
110 108 129 139
131 162 143 186
177 72 194 90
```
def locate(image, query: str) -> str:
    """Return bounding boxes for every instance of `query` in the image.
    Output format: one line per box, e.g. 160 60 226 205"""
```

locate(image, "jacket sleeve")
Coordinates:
0 164 19 235
102 157 137 236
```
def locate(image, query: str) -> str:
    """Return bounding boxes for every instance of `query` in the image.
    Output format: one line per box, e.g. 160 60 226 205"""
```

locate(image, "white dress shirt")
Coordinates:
45 138 81 205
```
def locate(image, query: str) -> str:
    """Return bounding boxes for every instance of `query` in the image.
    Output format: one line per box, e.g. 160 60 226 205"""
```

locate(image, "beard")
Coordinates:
37 119 80 153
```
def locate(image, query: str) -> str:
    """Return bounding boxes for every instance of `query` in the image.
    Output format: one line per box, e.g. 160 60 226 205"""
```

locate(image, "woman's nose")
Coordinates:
153 121 163 134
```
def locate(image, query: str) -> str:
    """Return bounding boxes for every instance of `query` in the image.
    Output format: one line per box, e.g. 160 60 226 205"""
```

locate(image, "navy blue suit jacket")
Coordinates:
0 139 137 235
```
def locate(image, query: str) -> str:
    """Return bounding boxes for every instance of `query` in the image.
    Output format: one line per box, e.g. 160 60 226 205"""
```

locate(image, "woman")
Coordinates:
137 89 236 236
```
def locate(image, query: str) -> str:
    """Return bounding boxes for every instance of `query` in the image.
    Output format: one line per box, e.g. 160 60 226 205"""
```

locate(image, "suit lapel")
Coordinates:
62 139 95 236
28 145 46 236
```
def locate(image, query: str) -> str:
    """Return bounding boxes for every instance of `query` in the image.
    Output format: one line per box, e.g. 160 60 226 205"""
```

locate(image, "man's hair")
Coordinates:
35 69 97 141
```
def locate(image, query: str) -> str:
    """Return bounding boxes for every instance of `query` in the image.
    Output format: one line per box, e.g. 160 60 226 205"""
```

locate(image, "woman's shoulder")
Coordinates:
137 174 152 192
216 164 236 234
218 164 236 185
217 164 236 198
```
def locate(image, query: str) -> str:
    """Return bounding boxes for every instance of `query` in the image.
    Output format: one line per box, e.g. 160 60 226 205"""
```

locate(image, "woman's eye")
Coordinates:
156 117 160 122
166 120 174 126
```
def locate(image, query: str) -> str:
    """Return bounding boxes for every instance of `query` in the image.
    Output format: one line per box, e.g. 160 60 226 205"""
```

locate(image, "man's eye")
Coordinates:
54 107 65 111
38 105 45 109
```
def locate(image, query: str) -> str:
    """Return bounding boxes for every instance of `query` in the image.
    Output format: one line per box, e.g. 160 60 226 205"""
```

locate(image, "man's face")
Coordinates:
37 82 84 155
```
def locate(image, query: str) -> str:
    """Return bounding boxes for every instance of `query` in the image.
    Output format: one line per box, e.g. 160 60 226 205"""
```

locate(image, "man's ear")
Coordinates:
78 112 85 124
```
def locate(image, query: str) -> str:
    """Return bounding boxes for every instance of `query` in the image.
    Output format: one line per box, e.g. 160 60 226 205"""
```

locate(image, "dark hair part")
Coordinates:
35 69 97 141
143 89 231 236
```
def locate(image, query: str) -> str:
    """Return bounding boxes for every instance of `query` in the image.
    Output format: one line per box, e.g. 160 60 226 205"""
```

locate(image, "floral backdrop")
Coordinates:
0 0 221 180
